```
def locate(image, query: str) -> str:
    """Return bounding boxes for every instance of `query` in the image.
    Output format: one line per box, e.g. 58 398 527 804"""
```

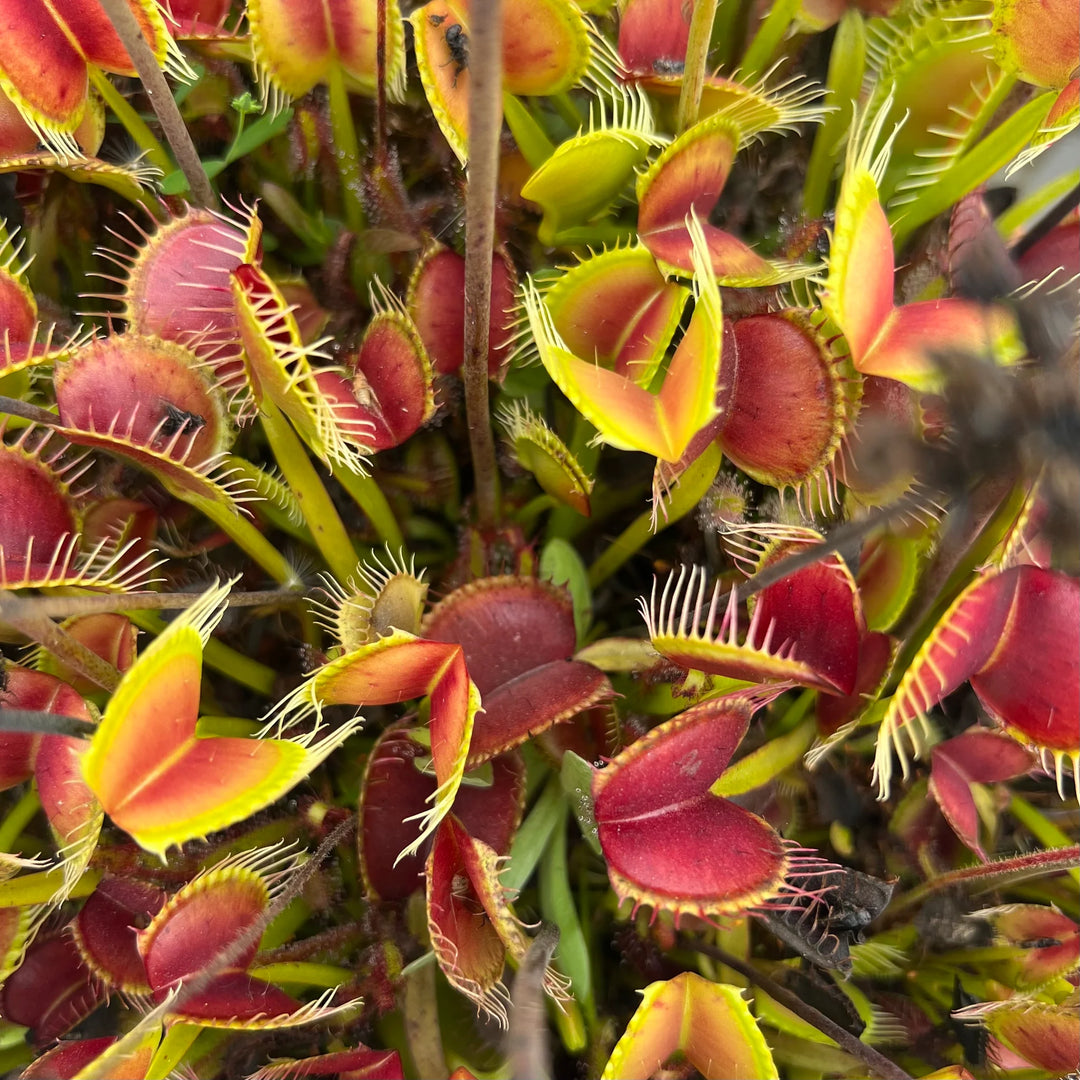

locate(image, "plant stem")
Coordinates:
128 611 277 696
677 0 719 133
6 589 303 618
505 775 566 892
94 0 217 208
192 495 303 587
258 398 359 584
404 955 448 1080
0 789 42 853
326 64 367 234
335 466 404 551
502 93 555 168
462 0 504 532
588 441 723 588
146 1024 201 1080
803 9 865 218
375 0 388 161
0 599 120 691
887 844 1080 917
0 867 102 907
690 940 914 1080
739 0 800 80
713 0 747 70
249 961 355 987
1008 796 1080 883
890 84 1049 250
87 67 172 175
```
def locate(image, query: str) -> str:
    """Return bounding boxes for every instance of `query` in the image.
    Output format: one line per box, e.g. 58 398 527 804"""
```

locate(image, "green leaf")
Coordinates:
541 537 592 644
560 750 601 856
539 801 593 1005
504 775 565 892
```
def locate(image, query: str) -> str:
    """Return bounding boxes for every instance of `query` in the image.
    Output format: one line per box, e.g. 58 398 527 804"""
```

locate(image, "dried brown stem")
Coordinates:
509 922 560 1080
375 0 388 160
462 0 504 530
95 0 218 209
0 601 120 691
4 589 304 619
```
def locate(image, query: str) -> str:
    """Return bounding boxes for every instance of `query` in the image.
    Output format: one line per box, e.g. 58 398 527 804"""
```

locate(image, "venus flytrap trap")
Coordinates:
81 580 364 861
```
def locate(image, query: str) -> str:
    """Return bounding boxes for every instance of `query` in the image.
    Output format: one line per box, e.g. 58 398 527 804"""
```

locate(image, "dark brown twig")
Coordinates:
4 588 305 619
375 0 388 160
462 0 504 530
95 0 218 209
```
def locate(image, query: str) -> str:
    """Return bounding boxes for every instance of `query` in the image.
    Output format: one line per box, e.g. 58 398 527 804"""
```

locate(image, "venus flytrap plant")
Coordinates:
821 99 1028 390
520 83 667 246
249 0 406 238
873 563 1080 799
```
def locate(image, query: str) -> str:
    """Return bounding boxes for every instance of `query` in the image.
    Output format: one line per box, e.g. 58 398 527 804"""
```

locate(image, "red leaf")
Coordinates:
593 698 787 917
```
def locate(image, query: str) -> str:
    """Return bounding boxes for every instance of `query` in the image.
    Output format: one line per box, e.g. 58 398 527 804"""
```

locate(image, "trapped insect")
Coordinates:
429 13 469 86
160 401 207 437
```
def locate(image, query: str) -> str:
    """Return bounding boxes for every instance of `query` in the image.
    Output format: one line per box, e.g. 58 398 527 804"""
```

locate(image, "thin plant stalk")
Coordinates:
462 0 505 531
0 601 121 691
588 442 723 588
87 67 172 175
145 1025 201 1080
802 8 865 218
502 92 555 168
739 0 800 81
194 495 304 586
248 961 356 987
1009 795 1080 883
713 0 747 70
335 465 405 551
94 0 217 208
326 64 367 234
128 611 277 696
375 0 388 161
258 397 359 584
5 589 303 618
0 867 103 908
887 844 1080 917
691 940 914 1080
0 789 43 853
676 0 719 133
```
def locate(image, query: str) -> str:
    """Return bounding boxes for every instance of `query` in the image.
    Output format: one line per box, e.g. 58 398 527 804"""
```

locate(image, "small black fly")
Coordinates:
651 57 685 75
429 14 470 87
161 402 207 437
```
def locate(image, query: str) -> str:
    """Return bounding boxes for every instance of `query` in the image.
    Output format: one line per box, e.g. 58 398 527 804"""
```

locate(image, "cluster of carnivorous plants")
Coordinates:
0 0 1077 1076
